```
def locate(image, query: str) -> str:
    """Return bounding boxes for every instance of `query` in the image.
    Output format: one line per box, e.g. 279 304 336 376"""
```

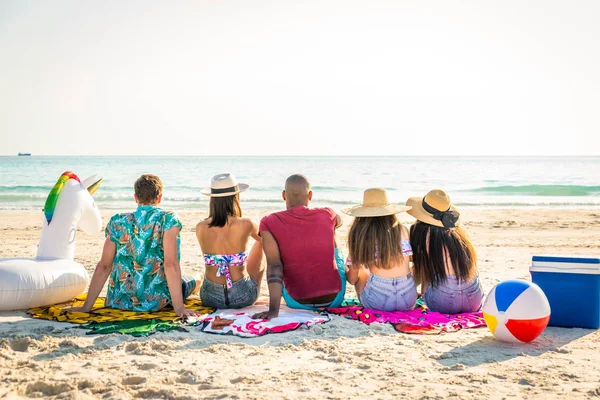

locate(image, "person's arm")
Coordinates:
344 255 359 285
195 222 202 244
163 226 199 318
66 238 116 312
335 214 343 230
251 231 283 320
249 219 261 242
331 210 343 248
346 265 360 286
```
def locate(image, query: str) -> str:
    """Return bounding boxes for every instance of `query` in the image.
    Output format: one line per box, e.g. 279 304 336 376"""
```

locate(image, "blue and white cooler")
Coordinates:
530 255 600 329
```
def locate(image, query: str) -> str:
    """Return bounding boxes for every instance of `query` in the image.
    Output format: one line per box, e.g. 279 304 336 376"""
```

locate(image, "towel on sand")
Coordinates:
327 301 486 334
28 295 327 337
28 294 215 324
82 319 187 337
197 305 331 338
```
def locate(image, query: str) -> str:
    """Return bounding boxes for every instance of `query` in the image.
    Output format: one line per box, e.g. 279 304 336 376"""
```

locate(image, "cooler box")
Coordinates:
530 255 600 329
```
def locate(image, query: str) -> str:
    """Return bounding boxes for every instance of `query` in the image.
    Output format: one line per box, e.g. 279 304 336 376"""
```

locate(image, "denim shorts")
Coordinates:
360 272 418 312
200 275 259 309
422 276 484 314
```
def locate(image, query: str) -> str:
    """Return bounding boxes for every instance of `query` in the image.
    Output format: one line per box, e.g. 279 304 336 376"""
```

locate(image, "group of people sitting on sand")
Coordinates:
70 173 484 320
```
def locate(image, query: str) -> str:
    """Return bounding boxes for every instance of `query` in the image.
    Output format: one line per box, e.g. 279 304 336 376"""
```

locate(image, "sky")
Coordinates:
0 1 599 156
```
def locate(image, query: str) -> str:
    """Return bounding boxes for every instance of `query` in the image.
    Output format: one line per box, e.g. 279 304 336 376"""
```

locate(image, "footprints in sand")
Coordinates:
444 363 467 371
135 388 173 399
137 362 157 371
58 339 82 349
6 336 34 352
123 340 173 355
32 325 55 334
173 370 215 386
124 342 141 353
77 380 95 391
229 376 261 384
122 376 147 386
176 373 198 385
25 381 75 397
519 378 534 386
588 387 600 397
491 220 518 228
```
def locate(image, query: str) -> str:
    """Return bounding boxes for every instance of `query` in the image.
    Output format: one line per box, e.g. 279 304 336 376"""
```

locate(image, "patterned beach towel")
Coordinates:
28 294 215 324
328 301 486 334
197 305 331 338
82 319 187 337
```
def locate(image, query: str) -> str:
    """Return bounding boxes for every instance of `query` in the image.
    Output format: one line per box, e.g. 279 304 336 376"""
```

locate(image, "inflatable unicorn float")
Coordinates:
0 171 103 311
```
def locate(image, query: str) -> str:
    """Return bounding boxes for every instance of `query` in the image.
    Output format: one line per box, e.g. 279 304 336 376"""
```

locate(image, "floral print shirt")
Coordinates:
105 205 182 312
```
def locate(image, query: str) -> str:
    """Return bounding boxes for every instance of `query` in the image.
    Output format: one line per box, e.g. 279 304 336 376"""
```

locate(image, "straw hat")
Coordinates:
201 173 249 197
343 188 412 217
405 189 461 228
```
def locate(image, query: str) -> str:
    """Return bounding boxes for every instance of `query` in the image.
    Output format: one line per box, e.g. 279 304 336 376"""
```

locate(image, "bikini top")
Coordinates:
346 239 413 266
203 252 248 289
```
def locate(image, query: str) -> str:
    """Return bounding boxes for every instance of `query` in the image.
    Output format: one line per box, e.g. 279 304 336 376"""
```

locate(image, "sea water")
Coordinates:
0 156 599 212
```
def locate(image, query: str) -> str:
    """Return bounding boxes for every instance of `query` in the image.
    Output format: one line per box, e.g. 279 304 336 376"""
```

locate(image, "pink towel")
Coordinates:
327 305 486 334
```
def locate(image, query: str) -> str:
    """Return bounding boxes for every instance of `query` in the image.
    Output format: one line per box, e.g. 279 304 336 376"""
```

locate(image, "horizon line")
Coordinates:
2 154 600 158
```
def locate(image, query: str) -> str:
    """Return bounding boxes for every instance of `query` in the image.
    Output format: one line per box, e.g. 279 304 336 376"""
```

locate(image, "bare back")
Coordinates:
366 224 412 277
196 217 260 284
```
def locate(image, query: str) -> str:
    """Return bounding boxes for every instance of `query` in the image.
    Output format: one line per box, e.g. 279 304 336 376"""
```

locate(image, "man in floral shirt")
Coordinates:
70 174 199 317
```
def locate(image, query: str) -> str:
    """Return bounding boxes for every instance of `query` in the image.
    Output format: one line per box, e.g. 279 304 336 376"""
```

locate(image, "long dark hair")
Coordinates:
208 194 242 227
409 221 477 287
347 215 405 269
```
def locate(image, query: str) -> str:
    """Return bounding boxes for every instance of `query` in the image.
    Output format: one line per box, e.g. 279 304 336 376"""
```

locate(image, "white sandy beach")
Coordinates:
2 0 599 397
1 208 600 399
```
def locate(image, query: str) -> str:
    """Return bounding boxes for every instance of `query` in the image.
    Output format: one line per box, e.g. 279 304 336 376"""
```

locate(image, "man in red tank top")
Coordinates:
252 174 346 320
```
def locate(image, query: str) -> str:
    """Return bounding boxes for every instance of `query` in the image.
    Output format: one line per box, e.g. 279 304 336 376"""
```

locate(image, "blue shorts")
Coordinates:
282 248 347 310
360 271 418 312
182 274 198 299
423 276 484 314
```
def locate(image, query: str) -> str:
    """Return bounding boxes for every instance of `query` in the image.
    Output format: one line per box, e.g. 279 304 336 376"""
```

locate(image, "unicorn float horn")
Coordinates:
82 174 103 195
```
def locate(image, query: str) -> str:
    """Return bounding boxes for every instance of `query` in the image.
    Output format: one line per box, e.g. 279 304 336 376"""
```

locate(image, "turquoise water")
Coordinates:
0 156 599 211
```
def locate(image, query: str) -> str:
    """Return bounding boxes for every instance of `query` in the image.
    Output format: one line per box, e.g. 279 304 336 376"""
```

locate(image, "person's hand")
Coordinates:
251 309 279 320
63 305 92 313
175 307 201 318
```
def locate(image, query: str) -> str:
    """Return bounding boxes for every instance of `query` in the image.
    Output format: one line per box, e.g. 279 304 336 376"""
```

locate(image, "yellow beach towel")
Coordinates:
28 294 215 324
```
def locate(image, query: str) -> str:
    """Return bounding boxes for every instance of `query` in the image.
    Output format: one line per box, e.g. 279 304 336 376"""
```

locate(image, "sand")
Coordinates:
1 208 600 399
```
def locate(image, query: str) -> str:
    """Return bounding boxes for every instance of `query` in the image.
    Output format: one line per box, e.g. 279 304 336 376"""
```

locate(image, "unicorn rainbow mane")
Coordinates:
43 171 80 224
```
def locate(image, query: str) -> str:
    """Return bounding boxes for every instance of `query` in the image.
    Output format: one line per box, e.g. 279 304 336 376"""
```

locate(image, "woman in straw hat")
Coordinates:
406 189 483 314
343 188 417 312
196 173 264 308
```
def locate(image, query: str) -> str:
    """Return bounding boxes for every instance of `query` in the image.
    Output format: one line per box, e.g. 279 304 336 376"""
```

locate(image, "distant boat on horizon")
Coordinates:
18 153 32 156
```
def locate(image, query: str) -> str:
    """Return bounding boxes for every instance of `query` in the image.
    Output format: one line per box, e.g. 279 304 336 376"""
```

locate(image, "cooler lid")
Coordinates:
532 255 600 264
531 255 600 274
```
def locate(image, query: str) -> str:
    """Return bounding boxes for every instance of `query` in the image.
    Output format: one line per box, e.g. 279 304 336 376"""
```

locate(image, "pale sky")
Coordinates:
0 1 599 156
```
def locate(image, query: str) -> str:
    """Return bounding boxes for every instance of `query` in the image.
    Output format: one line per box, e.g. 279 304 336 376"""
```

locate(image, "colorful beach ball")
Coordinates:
482 280 550 343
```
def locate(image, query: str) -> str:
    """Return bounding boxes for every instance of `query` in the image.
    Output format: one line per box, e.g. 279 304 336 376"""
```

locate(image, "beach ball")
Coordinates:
482 280 550 343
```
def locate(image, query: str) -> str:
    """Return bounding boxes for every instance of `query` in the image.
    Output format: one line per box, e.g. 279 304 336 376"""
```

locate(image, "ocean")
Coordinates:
0 156 599 212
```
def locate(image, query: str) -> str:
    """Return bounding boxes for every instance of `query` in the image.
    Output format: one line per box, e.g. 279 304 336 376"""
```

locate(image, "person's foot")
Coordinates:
192 281 201 295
